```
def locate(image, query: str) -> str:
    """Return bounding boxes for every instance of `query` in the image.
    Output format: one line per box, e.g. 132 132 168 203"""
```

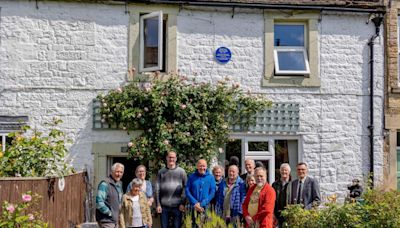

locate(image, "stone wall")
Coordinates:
0 1 385 198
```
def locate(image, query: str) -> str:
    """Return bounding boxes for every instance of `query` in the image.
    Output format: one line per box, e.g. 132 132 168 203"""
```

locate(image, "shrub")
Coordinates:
183 210 233 228
0 118 73 177
282 190 400 228
0 192 48 228
98 74 271 173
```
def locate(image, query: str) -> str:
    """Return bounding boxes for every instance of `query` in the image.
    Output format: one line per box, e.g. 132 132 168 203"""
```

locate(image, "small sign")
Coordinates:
215 47 231 64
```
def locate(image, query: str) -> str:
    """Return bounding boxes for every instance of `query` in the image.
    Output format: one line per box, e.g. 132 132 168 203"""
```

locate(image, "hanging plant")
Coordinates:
98 73 271 173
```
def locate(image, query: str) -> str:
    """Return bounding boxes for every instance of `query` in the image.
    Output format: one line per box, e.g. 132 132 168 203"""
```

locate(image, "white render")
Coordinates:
0 1 384 199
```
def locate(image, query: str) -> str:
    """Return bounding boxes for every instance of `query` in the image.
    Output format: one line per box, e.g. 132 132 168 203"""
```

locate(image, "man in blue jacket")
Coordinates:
186 159 216 225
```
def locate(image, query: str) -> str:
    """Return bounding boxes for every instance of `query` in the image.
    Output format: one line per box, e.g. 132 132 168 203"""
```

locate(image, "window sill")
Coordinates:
262 75 320 87
392 87 400 94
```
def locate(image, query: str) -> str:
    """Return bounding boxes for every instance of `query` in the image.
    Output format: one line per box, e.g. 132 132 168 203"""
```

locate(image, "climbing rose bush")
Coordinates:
98 74 271 172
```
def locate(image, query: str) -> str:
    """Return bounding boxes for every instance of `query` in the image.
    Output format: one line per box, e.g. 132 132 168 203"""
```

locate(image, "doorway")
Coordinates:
109 157 140 192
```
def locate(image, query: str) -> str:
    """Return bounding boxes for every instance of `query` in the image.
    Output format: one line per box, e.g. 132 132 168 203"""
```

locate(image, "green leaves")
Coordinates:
0 118 73 177
282 190 400 228
98 75 271 173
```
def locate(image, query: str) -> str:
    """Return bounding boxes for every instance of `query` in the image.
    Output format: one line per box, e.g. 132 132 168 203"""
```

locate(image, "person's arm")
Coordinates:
155 171 161 207
181 169 188 205
185 175 198 206
239 181 247 213
242 185 254 217
147 181 154 205
253 186 276 222
119 195 126 228
96 181 112 216
143 195 152 227
305 179 321 209
200 176 216 208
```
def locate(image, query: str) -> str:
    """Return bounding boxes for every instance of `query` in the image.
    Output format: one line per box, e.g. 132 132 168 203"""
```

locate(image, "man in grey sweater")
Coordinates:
155 151 187 228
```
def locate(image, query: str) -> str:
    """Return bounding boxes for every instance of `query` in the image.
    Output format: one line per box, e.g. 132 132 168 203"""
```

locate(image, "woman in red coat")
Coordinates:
242 167 276 228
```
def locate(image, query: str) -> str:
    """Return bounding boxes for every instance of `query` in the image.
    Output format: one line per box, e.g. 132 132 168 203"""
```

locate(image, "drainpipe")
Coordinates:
368 15 383 187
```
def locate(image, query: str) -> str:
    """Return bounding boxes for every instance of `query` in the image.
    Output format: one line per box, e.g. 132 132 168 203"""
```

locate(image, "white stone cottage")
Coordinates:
0 0 386 200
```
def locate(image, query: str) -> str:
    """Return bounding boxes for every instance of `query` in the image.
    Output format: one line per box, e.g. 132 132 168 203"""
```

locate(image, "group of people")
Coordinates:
95 151 321 228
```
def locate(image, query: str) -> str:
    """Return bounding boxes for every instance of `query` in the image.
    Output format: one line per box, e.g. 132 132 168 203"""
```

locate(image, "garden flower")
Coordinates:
22 194 32 202
0 152 3 158
163 140 169 145
128 142 133 148
144 107 149 112
102 103 107 107
219 148 224 153
116 87 122 93
148 129 152 133
137 113 142 118
28 213 34 221
6 204 15 213
180 104 187 110
185 132 191 136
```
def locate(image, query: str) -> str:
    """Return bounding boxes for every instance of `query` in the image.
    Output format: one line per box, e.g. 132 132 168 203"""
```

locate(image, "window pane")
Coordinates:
277 51 306 71
248 141 269 151
274 24 304 46
144 17 159 68
226 139 242 173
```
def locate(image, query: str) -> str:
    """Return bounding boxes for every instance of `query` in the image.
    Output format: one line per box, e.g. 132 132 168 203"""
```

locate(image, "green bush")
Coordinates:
282 189 400 228
183 210 233 228
0 118 73 177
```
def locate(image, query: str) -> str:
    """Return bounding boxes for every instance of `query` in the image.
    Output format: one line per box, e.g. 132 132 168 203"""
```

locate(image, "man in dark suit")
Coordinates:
288 162 321 209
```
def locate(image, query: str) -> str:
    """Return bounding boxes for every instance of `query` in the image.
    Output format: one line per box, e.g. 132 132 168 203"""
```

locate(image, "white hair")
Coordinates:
111 162 124 172
280 163 291 172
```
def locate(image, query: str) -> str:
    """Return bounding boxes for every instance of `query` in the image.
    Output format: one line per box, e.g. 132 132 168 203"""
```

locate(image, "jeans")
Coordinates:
161 206 182 228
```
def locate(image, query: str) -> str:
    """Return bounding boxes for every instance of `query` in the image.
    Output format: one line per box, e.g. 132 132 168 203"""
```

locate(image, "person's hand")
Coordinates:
245 215 253 225
156 206 162 214
194 203 203 212
179 204 185 212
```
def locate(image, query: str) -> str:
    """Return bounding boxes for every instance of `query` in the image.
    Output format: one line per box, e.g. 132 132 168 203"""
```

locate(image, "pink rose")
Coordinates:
116 87 122 93
128 142 133 148
144 107 149 112
22 194 32 202
28 213 34 221
180 104 187 110
163 140 169 145
6 204 15 213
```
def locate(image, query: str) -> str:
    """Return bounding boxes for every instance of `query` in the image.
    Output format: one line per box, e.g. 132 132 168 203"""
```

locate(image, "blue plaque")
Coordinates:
215 47 231 64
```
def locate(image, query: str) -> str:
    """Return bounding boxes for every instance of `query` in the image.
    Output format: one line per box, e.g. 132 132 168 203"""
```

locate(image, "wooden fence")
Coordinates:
0 171 87 228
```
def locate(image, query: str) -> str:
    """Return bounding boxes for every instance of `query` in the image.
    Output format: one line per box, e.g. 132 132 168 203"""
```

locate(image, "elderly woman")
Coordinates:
272 163 292 228
245 174 256 190
119 178 152 228
126 165 154 207
210 165 224 210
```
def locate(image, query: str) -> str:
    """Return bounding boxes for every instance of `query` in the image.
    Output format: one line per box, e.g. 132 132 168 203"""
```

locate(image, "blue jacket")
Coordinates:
215 176 246 217
185 169 216 208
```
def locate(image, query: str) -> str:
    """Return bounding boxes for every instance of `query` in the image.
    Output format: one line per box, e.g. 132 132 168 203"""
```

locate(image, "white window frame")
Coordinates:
1 133 9 152
139 11 163 72
273 22 310 75
274 47 310 75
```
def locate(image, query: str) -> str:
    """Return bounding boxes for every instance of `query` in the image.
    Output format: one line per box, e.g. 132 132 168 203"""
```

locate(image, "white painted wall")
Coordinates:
0 1 384 199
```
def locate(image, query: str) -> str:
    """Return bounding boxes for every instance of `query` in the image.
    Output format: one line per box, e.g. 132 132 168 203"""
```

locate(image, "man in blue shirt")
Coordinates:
186 159 216 226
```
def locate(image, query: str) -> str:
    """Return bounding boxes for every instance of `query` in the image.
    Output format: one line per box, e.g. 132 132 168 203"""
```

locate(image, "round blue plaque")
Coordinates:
215 47 231 64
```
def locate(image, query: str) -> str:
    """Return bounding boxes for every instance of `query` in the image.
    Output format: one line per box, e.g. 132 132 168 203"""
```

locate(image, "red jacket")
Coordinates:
242 183 276 228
